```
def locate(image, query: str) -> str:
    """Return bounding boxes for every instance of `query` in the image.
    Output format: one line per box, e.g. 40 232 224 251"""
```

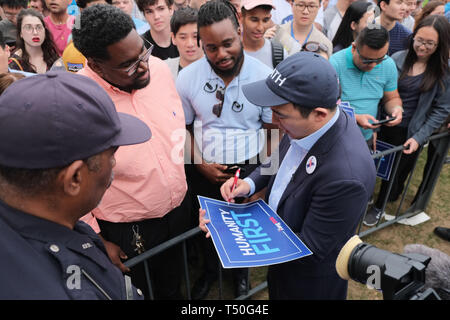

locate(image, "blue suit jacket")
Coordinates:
248 109 376 299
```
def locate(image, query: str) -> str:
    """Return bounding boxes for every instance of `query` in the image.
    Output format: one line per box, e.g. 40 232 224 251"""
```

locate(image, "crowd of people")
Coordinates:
0 0 449 300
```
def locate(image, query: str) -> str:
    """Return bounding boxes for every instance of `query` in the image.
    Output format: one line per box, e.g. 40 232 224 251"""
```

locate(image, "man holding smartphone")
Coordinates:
330 26 403 150
176 0 277 299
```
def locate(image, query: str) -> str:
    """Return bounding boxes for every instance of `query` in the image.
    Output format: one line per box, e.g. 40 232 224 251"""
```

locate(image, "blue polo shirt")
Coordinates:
176 54 273 164
330 46 398 140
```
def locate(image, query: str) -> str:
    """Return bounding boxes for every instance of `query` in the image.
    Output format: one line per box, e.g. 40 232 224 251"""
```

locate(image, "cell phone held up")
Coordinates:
373 116 396 126
223 165 245 174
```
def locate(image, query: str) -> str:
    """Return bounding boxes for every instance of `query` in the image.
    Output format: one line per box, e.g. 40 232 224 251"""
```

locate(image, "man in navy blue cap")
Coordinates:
200 51 377 299
0 71 151 299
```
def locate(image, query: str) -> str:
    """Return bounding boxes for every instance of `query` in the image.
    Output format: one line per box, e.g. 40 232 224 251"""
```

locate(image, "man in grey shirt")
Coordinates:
240 0 287 68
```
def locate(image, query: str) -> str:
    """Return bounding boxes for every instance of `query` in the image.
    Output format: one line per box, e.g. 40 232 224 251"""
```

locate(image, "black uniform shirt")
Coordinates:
0 199 144 300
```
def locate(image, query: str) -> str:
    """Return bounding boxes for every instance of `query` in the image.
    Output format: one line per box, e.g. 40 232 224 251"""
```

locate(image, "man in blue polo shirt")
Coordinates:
330 26 403 149
176 0 275 299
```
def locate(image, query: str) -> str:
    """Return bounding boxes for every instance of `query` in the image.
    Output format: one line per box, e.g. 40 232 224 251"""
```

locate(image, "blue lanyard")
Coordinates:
291 23 313 46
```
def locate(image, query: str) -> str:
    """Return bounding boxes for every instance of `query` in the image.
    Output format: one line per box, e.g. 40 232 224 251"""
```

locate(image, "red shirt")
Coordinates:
44 15 75 56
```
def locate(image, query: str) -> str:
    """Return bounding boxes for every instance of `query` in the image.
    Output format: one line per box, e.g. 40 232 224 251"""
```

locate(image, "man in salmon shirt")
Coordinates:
72 4 192 299
44 0 75 55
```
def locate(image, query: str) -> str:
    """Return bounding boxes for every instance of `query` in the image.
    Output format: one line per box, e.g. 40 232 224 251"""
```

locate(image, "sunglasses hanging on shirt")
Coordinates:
209 75 244 117
203 81 218 93
232 101 243 112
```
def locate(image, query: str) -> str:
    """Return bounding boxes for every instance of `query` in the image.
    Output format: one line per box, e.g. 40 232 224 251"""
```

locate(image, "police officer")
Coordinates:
0 72 151 299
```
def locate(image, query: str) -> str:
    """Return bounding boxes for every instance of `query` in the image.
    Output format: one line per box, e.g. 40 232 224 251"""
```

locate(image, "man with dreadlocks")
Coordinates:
176 0 277 299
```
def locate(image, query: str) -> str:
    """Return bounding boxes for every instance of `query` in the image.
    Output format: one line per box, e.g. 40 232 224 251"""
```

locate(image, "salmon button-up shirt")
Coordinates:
79 57 187 233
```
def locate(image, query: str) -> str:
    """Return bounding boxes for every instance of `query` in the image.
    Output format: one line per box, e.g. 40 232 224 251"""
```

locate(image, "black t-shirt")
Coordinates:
398 72 424 128
142 31 179 60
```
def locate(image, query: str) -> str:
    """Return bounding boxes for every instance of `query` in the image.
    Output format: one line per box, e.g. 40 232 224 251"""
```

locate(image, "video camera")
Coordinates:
336 235 446 300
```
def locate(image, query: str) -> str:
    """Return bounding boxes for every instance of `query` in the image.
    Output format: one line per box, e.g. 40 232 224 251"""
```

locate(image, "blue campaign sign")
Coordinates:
339 101 356 121
373 140 396 181
198 196 312 268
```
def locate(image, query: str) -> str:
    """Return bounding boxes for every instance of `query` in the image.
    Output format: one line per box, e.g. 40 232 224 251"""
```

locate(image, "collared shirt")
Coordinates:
0 199 143 300
330 46 398 140
176 54 273 164
245 108 340 211
8 68 36 77
79 57 187 230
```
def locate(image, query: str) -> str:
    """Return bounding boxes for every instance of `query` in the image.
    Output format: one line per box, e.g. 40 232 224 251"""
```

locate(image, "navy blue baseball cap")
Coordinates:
0 71 152 169
242 51 340 109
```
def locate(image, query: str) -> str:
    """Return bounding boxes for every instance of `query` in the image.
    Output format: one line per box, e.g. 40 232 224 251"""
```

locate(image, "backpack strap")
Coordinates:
270 39 284 68
8 57 24 71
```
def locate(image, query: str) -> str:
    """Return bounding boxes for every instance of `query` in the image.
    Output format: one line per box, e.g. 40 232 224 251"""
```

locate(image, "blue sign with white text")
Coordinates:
339 101 356 121
198 196 312 268
373 140 396 181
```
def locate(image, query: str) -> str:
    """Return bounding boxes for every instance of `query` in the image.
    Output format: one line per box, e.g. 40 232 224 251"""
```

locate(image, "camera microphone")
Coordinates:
403 244 450 300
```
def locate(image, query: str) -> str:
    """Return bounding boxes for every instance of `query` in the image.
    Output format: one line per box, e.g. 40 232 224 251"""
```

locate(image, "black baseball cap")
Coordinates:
0 71 152 169
242 51 340 109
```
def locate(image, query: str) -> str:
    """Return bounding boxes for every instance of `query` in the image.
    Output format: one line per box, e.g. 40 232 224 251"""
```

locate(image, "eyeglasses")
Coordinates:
356 47 387 65
293 2 319 12
3 11 19 20
98 38 154 77
212 87 225 117
302 41 328 54
413 37 437 50
22 24 45 33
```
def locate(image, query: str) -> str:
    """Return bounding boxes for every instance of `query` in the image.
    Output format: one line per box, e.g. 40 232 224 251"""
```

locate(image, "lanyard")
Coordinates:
291 23 313 47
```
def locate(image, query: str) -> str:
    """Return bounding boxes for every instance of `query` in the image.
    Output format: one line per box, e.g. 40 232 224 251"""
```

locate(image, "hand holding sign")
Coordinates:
199 208 211 238
198 196 312 268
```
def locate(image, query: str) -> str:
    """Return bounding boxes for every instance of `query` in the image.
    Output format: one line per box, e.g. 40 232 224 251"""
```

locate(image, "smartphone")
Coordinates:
373 116 396 125
224 165 245 174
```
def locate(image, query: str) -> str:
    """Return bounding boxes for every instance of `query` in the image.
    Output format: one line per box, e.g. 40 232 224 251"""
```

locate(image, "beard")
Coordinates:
110 70 151 93
206 46 244 79
130 72 151 91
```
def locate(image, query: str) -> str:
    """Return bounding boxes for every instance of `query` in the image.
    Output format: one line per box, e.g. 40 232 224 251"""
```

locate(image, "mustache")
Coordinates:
206 46 244 78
